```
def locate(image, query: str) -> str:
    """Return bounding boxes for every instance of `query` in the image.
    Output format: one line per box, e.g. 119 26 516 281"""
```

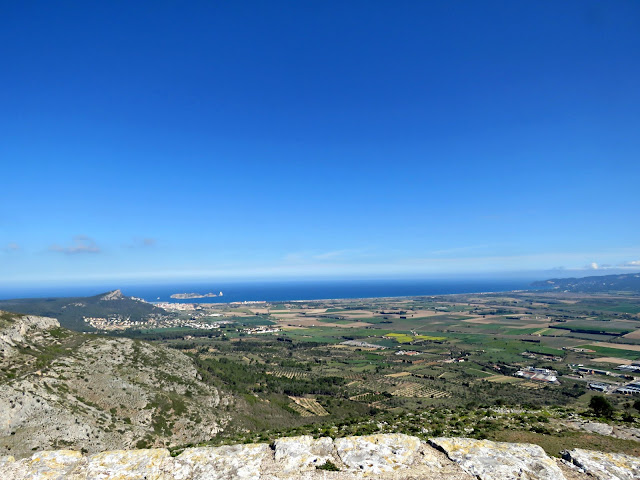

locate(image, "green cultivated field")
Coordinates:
576 345 640 360
7 288 640 455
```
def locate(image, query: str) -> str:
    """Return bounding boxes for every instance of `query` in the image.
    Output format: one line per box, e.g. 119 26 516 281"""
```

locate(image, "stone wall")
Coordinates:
1 434 638 479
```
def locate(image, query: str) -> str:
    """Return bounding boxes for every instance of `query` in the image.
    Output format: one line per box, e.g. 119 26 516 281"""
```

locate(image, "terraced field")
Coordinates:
265 368 310 379
288 396 329 416
391 382 450 398
349 393 386 403
287 402 313 417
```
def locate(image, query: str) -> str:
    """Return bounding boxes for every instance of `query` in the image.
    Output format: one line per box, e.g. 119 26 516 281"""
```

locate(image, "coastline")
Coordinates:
150 288 537 306
0 279 538 303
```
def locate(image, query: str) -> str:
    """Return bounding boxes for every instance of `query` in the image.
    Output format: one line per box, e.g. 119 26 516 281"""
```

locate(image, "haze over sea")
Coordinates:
0 278 538 304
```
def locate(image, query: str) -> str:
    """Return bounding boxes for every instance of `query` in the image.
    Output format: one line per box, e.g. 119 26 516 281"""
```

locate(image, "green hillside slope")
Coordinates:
0 290 165 331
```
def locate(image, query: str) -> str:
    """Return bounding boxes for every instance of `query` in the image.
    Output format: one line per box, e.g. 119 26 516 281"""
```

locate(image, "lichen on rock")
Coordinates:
429 437 567 480
335 433 429 474
174 443 270 480
0 434 636 479
274 435 337 473
563 448 640 480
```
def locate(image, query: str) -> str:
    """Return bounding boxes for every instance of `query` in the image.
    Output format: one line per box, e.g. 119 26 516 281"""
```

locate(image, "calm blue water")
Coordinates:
0 278 537 303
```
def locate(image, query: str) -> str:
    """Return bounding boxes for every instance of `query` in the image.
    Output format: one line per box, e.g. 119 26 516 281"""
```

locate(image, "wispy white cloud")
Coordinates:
49 235 101 255
7 242 640 285
123 237 157 249
574 260 640 271
621 260 640 267
284 248 372 263
275 248 640 278
312 249 361 260
430 244 492 256
3 242 20 252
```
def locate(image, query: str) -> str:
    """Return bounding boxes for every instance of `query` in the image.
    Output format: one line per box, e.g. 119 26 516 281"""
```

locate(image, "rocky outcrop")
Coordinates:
1 434 636 479
334 433 432 474
99 290 125 301
564 419 640 442
0 313 230 459
563 448 640 480
273 435 336 473
175 443 271 480
429 437 566 480
0 314 59 357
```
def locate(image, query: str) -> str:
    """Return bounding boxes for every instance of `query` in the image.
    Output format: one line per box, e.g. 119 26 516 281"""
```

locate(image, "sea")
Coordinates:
0 278 541 303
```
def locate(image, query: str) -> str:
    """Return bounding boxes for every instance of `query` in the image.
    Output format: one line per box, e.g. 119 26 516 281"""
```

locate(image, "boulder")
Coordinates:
273 435 337 472
0 435 637 479
0 450 83 480
429 437 566 480
174 443 270 480
334 433 426 474
70 448 169 480
563 448 640 480
581 422 614 436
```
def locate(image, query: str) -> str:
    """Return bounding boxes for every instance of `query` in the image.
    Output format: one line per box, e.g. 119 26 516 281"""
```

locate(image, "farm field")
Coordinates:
104 289 640 451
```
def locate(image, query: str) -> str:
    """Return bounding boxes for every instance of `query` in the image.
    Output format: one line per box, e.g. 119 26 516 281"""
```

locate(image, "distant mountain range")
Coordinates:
532 272 640 293
0 289 165 331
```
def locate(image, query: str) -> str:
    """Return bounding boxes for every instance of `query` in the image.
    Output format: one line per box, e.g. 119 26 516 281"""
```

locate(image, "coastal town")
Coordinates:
69 286 640 406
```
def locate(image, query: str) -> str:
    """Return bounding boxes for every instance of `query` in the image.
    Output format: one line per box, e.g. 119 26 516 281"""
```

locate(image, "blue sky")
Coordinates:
1 1 639 286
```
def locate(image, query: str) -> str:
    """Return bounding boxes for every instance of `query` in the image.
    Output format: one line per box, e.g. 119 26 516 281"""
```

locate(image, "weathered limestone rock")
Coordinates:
0 315 59 357
564 419 640 443
0 450 83 480
274 435 337 473
0 435 636 479
71 448 169 480
563 448 640 480
580 421 614 436
613 425 640 442
0 333 227 459
174 443 270 480
430 437 566 480
334 433 427 474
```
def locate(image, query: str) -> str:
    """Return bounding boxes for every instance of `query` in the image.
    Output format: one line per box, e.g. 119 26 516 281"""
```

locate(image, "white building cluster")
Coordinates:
243 326 281 334
515 366 558 383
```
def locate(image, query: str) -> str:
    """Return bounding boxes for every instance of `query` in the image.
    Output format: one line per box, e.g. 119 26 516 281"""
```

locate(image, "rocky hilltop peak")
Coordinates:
99 289 125 301
0 434 638 479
